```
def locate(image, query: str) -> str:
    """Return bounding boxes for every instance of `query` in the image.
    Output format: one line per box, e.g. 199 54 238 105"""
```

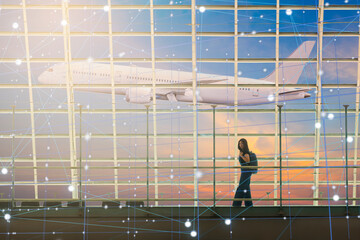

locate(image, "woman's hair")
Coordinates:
238 138 250 155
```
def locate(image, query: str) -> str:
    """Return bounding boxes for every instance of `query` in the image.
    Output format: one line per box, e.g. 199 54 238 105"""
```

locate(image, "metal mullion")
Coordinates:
234 0 239 196
21 0 39 199
273 0 280 206
61 0 78 199
314 0 325 206
150 0 159 206
352 20 360 206
106 0 119 200
191 0 198 207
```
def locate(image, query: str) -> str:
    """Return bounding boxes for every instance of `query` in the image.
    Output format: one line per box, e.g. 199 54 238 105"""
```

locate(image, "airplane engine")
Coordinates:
125 88 152 104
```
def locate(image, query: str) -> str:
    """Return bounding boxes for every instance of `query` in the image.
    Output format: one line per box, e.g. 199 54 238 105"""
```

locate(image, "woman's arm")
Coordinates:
240 153 250 163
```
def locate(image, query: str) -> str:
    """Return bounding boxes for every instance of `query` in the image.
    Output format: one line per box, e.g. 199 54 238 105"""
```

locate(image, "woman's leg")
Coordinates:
233 171 251 207
232 184 243 207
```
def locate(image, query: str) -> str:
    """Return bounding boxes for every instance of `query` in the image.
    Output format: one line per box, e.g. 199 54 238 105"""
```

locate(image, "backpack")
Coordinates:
249 152 258 174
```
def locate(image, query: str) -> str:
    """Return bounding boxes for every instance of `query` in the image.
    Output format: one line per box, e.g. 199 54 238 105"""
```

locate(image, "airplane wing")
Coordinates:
175 78 228 85
279 88 311 95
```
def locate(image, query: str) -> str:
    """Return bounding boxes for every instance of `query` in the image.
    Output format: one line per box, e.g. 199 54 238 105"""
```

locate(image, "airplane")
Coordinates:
38 41 315 106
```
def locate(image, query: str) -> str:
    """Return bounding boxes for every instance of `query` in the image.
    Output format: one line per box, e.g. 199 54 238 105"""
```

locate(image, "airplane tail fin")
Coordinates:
262 41 316 84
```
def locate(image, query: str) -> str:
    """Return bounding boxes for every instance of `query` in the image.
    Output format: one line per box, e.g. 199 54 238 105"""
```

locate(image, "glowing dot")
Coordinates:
12 22 19 29
321 112 326 117
267 95 274 102
263 68 267 72
84 133 91 141
225 219 231 225
286 9 292 15
283 217 287 220
238 71 242 76
104 205 108 209
68 185 75 192
103 5 109 12
15 59 22 66
185 220 191 228
1 168 8 175
260 15 263 18
325 2 330 7
170 175 174 179
190 231 197 237
333 194 339 201
61 20 67 26
84 165 89 170
318 70 324 76
332 185 336 189
328 113 334 120
347 136 353 143
251 30 256 35
199 6 206 13
4 214 10 221
195 171 203 179
311 186 316 190
87 57 93 63
315 122 321 129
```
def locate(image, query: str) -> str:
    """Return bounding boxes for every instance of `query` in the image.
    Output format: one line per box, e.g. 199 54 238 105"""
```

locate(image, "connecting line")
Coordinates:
322 117 333 240
11 217 189 235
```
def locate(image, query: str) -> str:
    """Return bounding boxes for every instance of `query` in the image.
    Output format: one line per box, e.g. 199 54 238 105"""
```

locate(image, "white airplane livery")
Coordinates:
38 41 315 106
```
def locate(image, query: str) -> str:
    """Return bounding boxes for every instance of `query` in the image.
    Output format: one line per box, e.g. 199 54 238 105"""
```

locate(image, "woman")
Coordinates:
232 138 253 207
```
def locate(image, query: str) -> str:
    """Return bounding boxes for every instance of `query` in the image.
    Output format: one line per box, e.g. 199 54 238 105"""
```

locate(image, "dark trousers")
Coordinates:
233 170 253 207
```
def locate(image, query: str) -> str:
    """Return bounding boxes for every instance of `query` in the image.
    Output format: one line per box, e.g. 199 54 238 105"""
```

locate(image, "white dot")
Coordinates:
347 136 353 143
333 194 339 201
225 219 231 225
315 122 321 129
84 133 91 141
68 185 75 192
12 22 19 29
325 2 330 7
103 5 109 12
190 231 197 237
238 71 242 76
185 220 191 228
61 20 67 26
286 9 292 15
195 171 203 179
199 6 206 13
15 59 22 66
104 205 108 209
332 185 336 189
1 168 8 175
267 95 274 102
321 112 327 118
4 214 11 221
327 113 334 120
263 68 267 72
318 70 324 76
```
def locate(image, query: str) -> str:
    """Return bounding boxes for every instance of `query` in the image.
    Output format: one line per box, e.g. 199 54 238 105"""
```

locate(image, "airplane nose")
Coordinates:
304 93 311 98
